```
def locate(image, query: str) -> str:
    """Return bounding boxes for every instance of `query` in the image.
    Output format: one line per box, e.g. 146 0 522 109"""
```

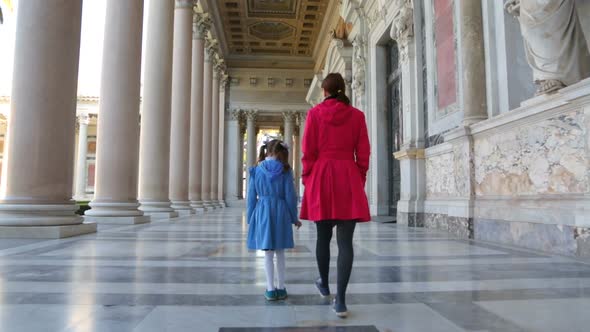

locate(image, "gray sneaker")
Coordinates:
333 299 348 318
315 278 330 297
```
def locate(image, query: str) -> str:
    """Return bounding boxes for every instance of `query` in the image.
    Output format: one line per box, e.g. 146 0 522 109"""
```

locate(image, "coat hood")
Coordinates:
316 98 353 125
259 159 284 180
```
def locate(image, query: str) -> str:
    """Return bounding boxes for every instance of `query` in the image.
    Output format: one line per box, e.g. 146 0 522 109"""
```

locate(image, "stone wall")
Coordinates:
423 79 590 255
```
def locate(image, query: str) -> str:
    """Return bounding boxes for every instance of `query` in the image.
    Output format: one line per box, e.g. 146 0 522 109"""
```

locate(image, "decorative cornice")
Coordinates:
393 148 425 160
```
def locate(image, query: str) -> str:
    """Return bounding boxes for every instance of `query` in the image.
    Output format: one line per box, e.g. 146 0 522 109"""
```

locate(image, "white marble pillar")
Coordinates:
188 15 209 212
217 75 228 207
0 0 96 238
282 111 295 150
210 64 221 208
169 0 194 216
224 109 241 204
293 130 301 200
74 114 89 200
298 111 307 198
85 0 148 225
238 118 246 199
245 110 258 194
201 43 215 209
138 0 178 219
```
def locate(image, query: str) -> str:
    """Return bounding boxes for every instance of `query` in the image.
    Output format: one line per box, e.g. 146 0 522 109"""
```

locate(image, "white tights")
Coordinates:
264 250 286 291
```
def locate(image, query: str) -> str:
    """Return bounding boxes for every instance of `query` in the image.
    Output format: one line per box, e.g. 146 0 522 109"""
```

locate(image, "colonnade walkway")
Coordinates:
0 208 590 331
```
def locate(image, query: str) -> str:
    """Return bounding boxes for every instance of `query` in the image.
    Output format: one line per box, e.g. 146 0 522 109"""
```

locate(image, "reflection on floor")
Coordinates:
1 207 590 331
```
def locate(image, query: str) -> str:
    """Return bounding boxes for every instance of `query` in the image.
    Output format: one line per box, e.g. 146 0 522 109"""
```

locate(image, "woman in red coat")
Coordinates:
300 73 371 318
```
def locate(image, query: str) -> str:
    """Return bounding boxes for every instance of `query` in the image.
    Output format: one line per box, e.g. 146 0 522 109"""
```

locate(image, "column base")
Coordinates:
0 203 83 226
171 201 194 216
144 211 179 220
190 201 207 212
218 200 227 208
203 201 216 209
174 209 194 217
86 201 146 217
0 222 97 239
83 215 151 225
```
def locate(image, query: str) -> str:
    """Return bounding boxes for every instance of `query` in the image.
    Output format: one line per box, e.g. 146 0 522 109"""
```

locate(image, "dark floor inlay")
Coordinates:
219 327 379 332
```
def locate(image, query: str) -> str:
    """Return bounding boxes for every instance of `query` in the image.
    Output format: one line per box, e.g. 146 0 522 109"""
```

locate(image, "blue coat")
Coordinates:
247 159 298 250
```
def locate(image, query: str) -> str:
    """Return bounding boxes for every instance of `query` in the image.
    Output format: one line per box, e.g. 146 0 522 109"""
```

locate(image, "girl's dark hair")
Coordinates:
257 139 291 172
321 72 351 105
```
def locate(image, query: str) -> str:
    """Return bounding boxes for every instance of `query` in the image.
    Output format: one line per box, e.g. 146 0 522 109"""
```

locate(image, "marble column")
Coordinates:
238 117 247 199
245 110 258 194
282 111 295 150
459 0 488 125
138 0 178 219
0 0 96 238
225 109 241 203
85 0 148 225
74 114 89 200
188 14 210 212
201 42 215 209
217 75 228 207
169 0 194 217
298 111 307 198
293 129 301 200
210 63 221 208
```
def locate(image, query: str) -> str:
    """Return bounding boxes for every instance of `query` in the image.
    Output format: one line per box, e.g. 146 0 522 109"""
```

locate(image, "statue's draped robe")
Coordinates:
520 0 590 85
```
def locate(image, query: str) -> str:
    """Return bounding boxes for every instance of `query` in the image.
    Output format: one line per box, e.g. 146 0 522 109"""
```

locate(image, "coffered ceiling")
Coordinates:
214 0 332 69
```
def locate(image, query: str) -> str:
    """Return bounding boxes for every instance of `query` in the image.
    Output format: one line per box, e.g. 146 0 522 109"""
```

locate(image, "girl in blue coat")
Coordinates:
247 139 302 301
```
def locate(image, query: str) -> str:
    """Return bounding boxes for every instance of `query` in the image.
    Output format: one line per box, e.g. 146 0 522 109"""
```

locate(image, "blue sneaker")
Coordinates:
276 288 288 300
265 289 278 301
315 278 330 297
333 299 348 318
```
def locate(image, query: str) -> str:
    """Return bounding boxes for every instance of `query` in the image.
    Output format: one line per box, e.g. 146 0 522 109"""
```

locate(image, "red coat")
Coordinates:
299 98 371 222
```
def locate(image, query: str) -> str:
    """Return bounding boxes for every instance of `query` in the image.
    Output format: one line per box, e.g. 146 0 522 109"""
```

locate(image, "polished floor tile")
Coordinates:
1 207 590 331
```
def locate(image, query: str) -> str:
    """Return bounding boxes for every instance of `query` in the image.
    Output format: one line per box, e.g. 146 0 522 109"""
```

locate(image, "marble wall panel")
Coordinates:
426 151 459 197
424 213 471 238
474 218 578 256
473 109 588 196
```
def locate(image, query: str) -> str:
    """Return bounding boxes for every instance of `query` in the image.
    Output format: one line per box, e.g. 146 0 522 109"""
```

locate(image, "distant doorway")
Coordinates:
386 41 402 218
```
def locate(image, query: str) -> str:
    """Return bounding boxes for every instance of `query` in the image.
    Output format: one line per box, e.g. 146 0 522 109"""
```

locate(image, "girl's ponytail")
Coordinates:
257 144 267 165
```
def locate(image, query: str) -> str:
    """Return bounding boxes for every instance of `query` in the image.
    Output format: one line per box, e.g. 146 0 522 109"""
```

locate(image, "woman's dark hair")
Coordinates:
257 139 291 172
321 72 350 105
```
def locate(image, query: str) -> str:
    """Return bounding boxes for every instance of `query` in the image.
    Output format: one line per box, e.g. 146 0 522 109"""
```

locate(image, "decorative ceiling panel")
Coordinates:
218 0 329 60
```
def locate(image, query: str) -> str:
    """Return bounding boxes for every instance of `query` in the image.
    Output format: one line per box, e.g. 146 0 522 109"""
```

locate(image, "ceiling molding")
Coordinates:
214 0 331 69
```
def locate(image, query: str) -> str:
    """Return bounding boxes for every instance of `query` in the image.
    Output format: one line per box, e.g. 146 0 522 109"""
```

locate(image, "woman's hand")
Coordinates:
294 221 302 229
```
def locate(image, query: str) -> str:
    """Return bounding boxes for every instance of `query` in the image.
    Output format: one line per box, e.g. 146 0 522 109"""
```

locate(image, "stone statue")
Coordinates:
505 0 590 95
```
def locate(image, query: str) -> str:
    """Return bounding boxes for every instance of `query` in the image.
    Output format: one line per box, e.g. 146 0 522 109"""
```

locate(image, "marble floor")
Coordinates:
2 208 590 331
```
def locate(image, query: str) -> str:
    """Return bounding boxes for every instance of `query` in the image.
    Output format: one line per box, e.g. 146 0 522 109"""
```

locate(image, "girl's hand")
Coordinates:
294 221 302 229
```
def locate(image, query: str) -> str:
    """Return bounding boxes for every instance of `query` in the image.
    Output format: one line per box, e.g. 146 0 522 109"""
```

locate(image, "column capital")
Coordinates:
220 73 230 91
77 113 90 125
244 109 258 121
175 0 196 9
230 109 242 121
193 13 212 40
205 38 219 61
390 0 414 63
282 111 297 122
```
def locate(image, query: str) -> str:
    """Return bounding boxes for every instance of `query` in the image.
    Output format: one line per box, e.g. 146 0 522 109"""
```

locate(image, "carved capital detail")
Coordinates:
390 0 414 63
244 109 258 122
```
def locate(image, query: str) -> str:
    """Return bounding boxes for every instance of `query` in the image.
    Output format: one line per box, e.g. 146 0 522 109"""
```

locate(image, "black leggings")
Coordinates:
316 220 356 304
